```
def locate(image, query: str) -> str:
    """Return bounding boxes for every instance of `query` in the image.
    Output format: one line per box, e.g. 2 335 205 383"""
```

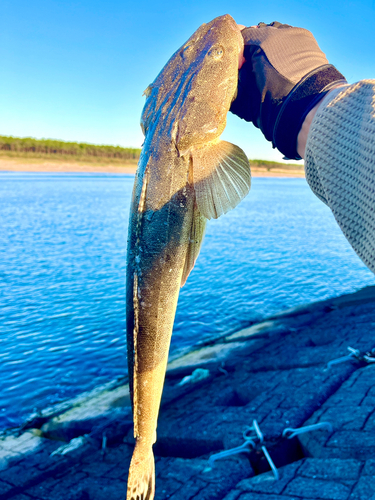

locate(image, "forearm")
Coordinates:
303 80 375 272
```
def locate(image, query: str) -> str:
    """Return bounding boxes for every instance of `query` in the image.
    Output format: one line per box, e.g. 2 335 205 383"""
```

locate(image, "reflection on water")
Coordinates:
0 172 374 429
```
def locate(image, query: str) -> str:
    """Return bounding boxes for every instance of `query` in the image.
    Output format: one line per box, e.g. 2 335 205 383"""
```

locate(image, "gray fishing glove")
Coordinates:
230 22 347 159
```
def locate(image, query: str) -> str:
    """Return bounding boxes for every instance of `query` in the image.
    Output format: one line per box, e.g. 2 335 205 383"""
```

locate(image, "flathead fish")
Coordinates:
126 14 251 500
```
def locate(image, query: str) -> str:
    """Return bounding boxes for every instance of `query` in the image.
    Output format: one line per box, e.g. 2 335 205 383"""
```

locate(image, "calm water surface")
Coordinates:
1 172 374 429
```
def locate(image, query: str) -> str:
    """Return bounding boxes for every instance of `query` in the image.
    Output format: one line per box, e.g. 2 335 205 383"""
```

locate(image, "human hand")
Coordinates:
237 24 246 68
230 22 346 159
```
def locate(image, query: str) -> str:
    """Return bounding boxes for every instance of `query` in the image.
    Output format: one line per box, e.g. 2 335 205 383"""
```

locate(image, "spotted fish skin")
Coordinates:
126 14 251 500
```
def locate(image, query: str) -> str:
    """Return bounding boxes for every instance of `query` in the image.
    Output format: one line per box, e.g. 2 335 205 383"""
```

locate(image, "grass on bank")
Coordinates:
250 159 304 173
0 135 141 162
0 150 139 166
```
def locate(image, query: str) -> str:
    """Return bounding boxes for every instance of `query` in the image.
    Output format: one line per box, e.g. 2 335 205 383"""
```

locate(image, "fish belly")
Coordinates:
126 155 193 446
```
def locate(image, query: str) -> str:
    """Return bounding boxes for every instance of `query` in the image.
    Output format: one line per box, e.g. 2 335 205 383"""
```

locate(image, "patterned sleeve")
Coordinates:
304 81 375 273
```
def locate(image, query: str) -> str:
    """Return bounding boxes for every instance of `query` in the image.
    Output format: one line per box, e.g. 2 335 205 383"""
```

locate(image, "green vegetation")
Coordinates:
0 135 141 161
250 158 304 172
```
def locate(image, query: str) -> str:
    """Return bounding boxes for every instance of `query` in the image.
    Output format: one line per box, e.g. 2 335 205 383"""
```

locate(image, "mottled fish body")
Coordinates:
126 14 251 500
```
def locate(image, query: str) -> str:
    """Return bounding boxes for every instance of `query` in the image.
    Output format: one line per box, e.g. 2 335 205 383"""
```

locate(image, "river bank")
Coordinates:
1 285 375 500
0 156 137 175
0 156 305 177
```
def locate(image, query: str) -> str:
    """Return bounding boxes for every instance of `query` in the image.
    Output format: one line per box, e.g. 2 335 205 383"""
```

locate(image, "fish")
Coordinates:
126 14 251 500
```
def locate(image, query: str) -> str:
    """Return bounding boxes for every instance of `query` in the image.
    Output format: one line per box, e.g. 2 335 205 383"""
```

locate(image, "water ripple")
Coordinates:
0 172 374 429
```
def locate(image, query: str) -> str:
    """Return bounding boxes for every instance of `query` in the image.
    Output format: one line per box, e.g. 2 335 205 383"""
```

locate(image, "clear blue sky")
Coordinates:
2 0 375 161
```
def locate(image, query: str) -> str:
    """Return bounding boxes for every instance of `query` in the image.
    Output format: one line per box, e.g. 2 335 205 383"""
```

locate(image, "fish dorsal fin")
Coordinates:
143 85 153 98
181 204 207 287
141 84 158 136
192 140 251 220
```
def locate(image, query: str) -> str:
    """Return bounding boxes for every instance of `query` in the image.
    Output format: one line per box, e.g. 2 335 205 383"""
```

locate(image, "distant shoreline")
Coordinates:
0 157 305 178
0 157 137 175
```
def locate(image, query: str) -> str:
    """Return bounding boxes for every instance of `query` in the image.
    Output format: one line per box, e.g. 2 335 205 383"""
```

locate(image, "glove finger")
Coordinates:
230 61 259 123
240 26 265 44
241 22 293 45
268 21 293 29
255 21 293 29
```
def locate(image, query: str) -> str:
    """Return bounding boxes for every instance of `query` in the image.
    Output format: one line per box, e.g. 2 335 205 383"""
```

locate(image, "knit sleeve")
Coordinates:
304 80 375 273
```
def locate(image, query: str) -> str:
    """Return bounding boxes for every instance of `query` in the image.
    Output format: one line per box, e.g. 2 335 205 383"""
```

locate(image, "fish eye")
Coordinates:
208 45 224 60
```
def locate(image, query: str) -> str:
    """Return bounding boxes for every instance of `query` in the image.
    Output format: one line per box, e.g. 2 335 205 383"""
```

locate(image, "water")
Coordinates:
0 172 374 429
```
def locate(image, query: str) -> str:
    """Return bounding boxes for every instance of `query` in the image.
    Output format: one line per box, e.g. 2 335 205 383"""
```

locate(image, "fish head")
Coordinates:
141 15 243 154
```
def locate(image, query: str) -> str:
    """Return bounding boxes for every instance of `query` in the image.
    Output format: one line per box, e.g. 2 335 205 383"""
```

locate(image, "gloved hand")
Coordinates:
230 22 347 159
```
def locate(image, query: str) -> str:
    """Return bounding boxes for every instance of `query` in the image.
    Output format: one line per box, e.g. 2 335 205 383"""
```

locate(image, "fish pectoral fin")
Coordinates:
181 204 207 287
192 140 251 220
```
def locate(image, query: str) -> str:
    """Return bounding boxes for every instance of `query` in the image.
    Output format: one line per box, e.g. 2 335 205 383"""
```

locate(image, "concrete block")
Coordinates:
236 495 303 500
327 431 375 450
362 459 375 476
350 476 375 500
285 476 353 499
0 480 13 496
298 458 362 481
316 406 373 431
222 491 241 500
236 462 301 495
155 456 250 500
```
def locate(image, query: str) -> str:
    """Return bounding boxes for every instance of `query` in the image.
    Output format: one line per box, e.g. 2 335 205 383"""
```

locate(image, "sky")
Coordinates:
2 0 375 162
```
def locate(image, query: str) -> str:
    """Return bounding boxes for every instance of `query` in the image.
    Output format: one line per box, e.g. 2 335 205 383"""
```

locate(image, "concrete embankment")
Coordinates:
1 286 375 500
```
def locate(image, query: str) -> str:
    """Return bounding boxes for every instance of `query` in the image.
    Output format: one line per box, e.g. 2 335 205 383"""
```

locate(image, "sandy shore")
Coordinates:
0 157 137 175
251 168 305 178
0 157 305 178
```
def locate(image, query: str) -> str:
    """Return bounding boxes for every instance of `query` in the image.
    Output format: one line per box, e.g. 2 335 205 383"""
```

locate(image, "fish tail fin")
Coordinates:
127 446 155 500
